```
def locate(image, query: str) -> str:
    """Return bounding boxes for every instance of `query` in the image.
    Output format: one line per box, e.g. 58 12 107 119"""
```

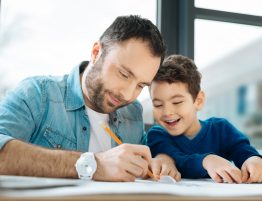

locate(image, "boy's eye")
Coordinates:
153 105 162 108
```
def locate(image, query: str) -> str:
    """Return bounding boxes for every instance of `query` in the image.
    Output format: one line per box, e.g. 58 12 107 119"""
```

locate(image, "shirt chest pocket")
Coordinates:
43 127 77 150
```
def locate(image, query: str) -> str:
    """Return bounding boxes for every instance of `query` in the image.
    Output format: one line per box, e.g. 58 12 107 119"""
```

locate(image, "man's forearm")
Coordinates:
0 140 81 178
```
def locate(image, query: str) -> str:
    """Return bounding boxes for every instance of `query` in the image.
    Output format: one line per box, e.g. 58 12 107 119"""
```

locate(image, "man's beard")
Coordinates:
86 79 127 113
84 62 127 113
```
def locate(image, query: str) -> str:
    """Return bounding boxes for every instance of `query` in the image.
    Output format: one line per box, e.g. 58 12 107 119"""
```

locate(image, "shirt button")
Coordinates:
113 118 117 122
56 144 62 149
83 126 87 131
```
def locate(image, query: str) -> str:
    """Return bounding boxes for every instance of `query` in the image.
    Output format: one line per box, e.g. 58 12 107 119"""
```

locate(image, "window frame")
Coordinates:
157 0 262 59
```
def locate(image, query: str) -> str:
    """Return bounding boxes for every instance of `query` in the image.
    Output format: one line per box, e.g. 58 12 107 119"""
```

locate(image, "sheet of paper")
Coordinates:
0 175 85 189
1 176 262 198
135 175 177 184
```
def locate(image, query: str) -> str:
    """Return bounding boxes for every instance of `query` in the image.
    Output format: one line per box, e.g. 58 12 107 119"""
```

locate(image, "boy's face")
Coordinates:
150 81 204 137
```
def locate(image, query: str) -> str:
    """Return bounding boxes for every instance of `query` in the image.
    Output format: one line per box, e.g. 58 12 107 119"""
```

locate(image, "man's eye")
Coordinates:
137 84 145 89
119 71 129 79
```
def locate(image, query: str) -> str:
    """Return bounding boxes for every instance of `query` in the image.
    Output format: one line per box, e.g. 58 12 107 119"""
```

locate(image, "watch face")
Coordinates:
75 153 97 180
84 165 93 175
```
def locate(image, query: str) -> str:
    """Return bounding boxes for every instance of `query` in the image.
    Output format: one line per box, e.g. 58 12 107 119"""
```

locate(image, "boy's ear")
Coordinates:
91 42 102 64
194 90 205 111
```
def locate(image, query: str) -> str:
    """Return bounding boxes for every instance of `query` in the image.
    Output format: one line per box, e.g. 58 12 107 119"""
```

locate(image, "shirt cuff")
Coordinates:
0 134 15 150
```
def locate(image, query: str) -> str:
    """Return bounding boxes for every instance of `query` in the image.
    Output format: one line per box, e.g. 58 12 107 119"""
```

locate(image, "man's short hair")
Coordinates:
99 15 166 64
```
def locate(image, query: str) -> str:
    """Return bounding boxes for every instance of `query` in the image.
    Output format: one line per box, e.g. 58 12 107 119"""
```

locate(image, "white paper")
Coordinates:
135 175 177 184
1 176 262 198
0 175 85 189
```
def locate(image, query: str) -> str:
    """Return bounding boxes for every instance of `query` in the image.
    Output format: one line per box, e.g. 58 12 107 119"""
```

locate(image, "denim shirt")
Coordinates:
0 62 146 152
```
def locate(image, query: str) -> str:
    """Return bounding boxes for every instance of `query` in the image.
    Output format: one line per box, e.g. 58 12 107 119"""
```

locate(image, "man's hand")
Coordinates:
150 154 181 181
241 156 262 183
203 154 242 183
93 144 152 182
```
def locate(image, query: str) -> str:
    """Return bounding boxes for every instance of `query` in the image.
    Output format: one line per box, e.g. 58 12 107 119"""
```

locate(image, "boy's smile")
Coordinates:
150 81 203 138
163 118 181 129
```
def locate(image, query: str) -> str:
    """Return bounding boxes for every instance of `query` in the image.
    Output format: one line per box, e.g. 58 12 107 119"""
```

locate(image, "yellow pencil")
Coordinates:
101 123 156 180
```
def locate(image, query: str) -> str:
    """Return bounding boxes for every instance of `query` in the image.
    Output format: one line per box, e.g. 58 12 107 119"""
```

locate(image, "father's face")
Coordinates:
82 38 161 113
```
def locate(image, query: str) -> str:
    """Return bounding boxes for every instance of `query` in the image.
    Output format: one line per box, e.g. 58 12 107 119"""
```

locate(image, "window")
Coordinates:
158 0 262 149
195 0 262 16
194 19 262 69
238 86 247 115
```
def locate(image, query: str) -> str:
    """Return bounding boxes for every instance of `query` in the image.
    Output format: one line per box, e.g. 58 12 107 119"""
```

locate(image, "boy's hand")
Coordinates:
241 156 262 183
150 154 181 181
203 154 242 183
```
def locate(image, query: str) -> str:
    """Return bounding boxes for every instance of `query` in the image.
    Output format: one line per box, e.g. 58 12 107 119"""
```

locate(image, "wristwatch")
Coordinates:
75 152 97 180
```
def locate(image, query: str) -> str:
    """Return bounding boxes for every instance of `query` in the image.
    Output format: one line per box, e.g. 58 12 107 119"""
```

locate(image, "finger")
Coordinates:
124 161 145 178
113 169 136 182
122 171 136 182
130 144 152 161
227 168 242 184
241 165 249 183
211 173 223 183
168 169 175 178
159 163 171 176
176 172 181 181
129 155 149 178
220 170 234 184
123 144 152 163
150 159 161 177
247 177 253 183
248 168 259 183
170 169 181 181
258 175 262 183
258 172 262 183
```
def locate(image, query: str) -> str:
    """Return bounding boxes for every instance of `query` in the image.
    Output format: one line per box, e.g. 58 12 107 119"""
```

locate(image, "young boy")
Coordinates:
147 54 262 183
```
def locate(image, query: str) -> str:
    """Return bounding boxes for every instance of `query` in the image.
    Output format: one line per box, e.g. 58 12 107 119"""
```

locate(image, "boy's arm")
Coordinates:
149 132 242 183
223 120 261 168
147 127 210 178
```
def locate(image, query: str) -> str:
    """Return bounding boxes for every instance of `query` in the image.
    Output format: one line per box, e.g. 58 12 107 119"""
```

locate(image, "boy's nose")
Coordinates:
162 106 174 117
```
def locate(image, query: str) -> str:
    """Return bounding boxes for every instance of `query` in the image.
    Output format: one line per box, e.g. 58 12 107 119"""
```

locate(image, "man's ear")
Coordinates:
90 42 101 64
194 90 205 111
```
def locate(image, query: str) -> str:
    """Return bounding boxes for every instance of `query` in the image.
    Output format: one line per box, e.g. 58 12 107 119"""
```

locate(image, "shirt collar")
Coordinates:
64 62 86 111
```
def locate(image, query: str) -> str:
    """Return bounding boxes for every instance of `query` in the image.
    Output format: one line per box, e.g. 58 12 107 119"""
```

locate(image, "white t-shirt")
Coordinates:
86 107 111 153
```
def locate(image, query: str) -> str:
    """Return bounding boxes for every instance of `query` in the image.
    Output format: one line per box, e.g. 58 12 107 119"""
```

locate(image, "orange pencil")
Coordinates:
101 123 156 180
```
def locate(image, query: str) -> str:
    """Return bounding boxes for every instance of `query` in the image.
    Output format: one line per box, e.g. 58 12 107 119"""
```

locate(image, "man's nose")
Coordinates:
120 84 136 103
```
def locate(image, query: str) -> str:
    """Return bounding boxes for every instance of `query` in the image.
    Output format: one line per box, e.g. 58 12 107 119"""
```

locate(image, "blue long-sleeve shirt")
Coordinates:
147 117 261 178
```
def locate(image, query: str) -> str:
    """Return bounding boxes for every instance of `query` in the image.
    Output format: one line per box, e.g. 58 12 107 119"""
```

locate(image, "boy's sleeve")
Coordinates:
0 78 42 149
147 126 210 178
222 119 261 168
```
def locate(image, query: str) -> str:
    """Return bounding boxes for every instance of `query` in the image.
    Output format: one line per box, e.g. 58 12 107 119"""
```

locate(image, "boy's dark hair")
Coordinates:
153 55 202 100
99 15 166 64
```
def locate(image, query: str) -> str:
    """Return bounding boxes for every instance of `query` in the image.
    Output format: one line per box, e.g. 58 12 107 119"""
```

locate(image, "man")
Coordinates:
0 15 180 182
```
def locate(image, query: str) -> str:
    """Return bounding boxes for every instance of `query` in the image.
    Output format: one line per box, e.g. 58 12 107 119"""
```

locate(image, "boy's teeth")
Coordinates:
165 119 180 123
166 120 176 123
